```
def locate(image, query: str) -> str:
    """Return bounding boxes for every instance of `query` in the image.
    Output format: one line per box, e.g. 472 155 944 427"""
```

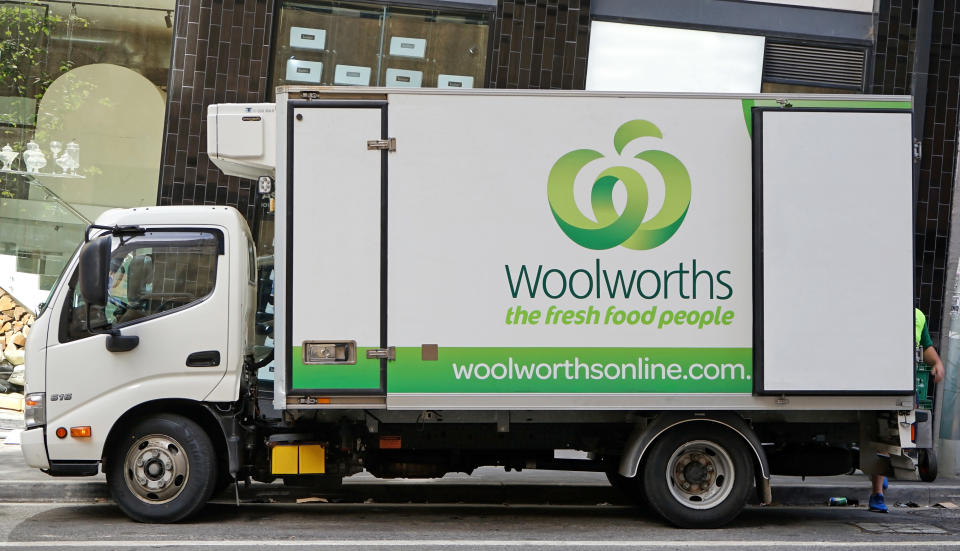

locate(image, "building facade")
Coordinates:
1 0 957 346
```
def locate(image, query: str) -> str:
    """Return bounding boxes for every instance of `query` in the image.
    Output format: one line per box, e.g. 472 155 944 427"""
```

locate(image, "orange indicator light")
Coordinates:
379 436 401 449
55 427 67 439
70 426 92 438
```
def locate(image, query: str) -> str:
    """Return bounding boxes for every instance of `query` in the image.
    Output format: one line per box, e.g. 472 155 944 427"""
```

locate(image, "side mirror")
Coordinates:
78 235 112 307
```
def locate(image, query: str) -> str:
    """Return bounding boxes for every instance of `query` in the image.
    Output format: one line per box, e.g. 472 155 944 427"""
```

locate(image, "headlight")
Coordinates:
24 393 45 428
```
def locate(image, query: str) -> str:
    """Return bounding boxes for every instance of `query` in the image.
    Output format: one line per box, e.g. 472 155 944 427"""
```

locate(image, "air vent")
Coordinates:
763 42 865 90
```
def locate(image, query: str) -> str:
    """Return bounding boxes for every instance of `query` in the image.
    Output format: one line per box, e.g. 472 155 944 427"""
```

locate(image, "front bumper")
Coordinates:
21 427 49 470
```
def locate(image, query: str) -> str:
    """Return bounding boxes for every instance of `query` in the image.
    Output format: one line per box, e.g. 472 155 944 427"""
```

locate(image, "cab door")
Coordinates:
43 229 229 460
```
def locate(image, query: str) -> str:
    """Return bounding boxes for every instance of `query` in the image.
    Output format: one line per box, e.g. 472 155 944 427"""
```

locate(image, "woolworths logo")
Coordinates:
547 120 692 250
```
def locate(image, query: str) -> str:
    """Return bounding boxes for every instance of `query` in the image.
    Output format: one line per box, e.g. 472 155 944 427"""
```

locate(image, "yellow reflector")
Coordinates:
299 445 326 474
70 426 92 438
271 445 299 475
270 444 326 475
55 427 67 439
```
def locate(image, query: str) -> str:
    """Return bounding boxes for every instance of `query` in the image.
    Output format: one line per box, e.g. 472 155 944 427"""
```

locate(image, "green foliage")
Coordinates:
0 2 87 101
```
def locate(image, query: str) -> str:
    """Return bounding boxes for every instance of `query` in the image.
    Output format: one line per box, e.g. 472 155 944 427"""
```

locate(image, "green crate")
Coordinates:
916 362 932 403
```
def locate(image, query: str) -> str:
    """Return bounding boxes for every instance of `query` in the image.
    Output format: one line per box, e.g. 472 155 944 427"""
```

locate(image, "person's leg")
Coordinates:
869 474 888 513
861 414 889 512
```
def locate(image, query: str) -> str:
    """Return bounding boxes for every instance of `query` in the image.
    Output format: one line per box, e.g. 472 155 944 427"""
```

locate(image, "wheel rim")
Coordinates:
664 439 735 510
123 433 190 504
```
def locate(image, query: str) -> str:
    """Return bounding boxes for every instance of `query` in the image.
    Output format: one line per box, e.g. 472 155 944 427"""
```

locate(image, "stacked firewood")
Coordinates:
0 288 33 409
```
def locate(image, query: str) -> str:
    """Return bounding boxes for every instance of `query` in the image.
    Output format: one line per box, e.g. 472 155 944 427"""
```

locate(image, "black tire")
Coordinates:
105 414 217 523
919 447 938 482
642 426 754 528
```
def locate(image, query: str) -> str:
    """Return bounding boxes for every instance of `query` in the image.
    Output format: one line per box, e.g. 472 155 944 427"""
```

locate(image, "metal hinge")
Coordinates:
367 138 396 152
366 346 396 361
913 138 922 163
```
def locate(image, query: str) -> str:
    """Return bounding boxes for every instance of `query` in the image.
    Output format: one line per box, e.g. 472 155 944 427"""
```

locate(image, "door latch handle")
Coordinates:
186 350 221 367
366 347 395 361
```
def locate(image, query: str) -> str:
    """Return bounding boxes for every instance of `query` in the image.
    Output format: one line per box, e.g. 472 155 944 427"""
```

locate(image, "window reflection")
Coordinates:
0 0 174 212
0 0 174 311
273 1 490 93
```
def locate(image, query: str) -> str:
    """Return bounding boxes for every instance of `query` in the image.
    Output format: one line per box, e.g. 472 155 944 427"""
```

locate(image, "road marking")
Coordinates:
3 541 960 548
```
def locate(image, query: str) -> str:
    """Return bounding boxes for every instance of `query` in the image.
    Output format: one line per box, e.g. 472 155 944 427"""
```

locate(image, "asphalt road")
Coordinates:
2 500 960 550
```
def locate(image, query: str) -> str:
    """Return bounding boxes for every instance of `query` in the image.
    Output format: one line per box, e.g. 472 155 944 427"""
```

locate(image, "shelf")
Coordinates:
0 169 85 180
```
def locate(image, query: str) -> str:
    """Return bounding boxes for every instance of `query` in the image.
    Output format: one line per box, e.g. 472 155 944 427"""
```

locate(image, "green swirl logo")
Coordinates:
547 120 691 250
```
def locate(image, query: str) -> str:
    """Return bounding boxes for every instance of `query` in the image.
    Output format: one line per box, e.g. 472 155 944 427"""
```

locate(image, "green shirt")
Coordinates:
920 320 933 349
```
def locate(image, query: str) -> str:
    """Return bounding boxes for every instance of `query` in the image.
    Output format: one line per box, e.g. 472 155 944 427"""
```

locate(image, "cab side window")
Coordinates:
60 231 221 342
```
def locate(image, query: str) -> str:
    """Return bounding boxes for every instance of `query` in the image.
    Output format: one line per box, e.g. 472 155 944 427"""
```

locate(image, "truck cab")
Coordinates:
21 206 255 520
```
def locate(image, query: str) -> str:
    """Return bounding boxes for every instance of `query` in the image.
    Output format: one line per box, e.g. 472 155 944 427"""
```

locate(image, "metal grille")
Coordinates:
763 42 866 90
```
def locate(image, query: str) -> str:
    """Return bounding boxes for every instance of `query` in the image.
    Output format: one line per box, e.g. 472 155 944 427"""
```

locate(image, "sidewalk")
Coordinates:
3 408 960 508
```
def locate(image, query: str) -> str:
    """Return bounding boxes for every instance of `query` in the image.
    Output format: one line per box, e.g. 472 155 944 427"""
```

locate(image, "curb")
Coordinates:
769 482 960 508
2 479 960 507
0 481 110 502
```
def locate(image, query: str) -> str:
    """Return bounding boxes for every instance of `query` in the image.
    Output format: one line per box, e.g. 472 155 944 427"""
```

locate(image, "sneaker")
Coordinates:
869 493 888 513
883 477 888 490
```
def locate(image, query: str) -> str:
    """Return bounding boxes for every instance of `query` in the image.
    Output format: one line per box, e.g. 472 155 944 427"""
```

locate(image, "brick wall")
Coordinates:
487 0 591 89
156 0 275 223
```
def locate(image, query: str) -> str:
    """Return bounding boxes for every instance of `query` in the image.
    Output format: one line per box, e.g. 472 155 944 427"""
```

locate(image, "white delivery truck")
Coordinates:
21 88 931 528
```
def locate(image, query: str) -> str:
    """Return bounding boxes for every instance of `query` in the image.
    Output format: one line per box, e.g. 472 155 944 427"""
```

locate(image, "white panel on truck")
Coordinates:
289 106 383 392
759 109 913 393
386 93 755 406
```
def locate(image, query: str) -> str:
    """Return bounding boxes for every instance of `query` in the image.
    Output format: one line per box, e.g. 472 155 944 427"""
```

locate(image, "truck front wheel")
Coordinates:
106 414 217 523
642 427 753 528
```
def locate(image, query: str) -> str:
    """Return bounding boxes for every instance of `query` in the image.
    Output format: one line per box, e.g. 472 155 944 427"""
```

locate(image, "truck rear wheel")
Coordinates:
106 414 217 523
642 427 753 528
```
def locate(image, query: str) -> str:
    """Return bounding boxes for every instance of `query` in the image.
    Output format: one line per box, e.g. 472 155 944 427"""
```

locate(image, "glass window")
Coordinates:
585 22 765 93
61 231 220 341
272 1 490 93
0 1 175 214
0 0 175 314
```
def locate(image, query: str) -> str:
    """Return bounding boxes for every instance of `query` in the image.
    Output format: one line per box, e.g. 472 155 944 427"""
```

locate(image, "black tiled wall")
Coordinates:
487 0 591 89
156 0 274 223
873 0 959 342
